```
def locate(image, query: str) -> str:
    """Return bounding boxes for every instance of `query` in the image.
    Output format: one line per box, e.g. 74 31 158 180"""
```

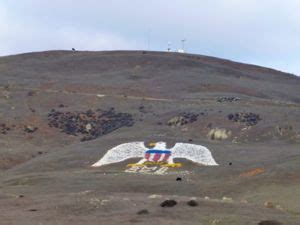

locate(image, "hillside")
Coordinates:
0 51 299 225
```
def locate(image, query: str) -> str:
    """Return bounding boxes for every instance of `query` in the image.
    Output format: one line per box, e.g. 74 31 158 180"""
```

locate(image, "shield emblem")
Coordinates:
145 149 171 162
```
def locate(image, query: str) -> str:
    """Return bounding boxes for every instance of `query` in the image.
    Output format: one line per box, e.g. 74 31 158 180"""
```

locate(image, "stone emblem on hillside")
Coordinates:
91 142 218 175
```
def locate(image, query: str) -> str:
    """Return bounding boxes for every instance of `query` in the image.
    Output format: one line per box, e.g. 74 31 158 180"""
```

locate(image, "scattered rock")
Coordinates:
187 200 198 207
29 209 38 212
88 198 102 208
160 200 177 207
264 201 275 209
24 125 38 133
211 219 221 225
263 201 283 211
1 91 11 99
208 128 232 140
275 125 294 137
222 196 233 202
275 204 284 211
138 105 147 113
137 209 149 215
228 112 261 126
100 199 109 206
58 104 65 108
27 90 38 97
18 195 24 198
4 84 10 90
176 177 182 181
85 123 92 132
181 127 188 132
217 96 240 102
258 220 282 225
207 123 213 128
167 113 198 127
291 134 300 143
48 108 134 141
29 108 36 113
148 194 162 199
0 123 12 134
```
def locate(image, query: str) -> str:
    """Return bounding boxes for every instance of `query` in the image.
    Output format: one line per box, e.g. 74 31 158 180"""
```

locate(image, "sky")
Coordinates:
0 0 299 75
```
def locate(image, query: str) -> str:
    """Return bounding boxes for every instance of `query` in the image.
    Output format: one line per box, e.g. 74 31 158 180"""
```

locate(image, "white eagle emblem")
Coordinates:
91 142 218 168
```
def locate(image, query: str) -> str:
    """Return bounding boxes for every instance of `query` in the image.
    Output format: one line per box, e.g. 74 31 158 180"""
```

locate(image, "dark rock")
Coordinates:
137 209 149 215
258 220 282 225
47 108 134 141
207 123 213 128
176 177 182 181
29 209 38 212
228 112 261 126
58 104 65 108
27 90 37 97
1 123 13 134
187 200 198 207
24 125 38 133
160 200 177 207
138 105 147 113
217 96 241 103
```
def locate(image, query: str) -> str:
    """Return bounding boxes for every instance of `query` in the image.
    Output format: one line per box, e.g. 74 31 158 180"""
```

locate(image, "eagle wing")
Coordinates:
91 142 148 167
171 143 218 166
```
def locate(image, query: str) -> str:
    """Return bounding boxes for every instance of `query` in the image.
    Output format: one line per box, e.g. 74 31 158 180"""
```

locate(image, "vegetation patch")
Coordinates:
227 112 261 126
48 108 134 141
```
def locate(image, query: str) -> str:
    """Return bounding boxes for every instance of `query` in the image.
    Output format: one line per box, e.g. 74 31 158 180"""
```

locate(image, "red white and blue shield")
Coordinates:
145 149 172 163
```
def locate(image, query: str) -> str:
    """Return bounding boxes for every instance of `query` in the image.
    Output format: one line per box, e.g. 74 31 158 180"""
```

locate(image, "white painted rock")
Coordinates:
91 142 218 167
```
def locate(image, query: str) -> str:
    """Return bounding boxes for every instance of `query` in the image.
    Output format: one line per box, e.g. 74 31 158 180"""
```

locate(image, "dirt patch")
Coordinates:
190 84 266 98
0 155 27 170
240 168 265 177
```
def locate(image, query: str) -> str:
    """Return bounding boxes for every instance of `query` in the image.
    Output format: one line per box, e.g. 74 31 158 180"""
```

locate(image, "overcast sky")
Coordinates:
0 0 299 75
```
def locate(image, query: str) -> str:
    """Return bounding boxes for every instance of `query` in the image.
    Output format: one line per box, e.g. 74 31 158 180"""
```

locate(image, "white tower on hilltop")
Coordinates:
178 39 186 53
167 41 172 52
